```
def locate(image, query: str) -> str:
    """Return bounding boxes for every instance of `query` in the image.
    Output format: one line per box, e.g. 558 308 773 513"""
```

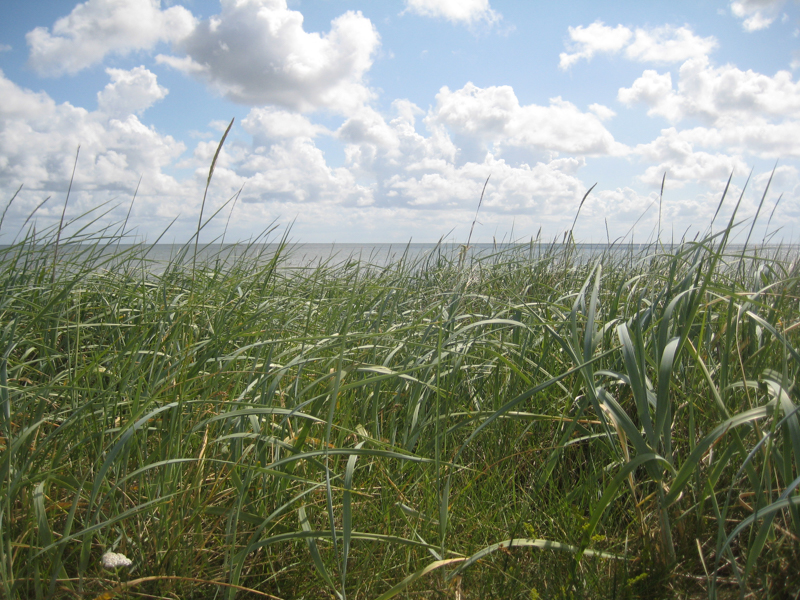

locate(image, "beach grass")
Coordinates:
1 191 799 599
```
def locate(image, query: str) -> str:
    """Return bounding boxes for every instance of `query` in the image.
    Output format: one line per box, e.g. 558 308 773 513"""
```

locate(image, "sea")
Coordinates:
3 240 796 275
106 241 661 274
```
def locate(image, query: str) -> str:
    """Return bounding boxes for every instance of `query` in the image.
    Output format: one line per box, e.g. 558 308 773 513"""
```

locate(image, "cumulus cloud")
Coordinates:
634 128 750 187
385 156 586 213
229 138 372 206
559 22 632 70
620 56 800 194
588 103 616 121
329 95 595 219
618 70 683 120
403 0 501 26
672 121 800 158
6 2 799 245
206 96 794 241
327 85 620 222
339 102 458 175
242 107 329 142
624 25 718 63
340 106 401 146
588 181 781 242
730 0 786 31
26 0 195 76
0 68 190 235
97 67 168 118
431 83 627 156
0 67 370 239
618 56 800 125
0 69 183 188
592 187 659 224
157 0 380 113
560 21 716 69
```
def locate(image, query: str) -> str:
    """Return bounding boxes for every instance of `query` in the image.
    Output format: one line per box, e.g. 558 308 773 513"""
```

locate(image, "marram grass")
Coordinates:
1 204 800 599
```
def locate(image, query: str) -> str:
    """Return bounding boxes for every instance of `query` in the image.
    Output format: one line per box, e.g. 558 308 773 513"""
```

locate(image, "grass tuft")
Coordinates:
0 180 799 599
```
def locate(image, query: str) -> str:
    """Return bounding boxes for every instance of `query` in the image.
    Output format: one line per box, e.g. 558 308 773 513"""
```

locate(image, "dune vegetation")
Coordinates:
1 160 799 600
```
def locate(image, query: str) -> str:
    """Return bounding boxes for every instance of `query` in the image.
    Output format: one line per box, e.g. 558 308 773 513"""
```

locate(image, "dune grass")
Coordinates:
1 190 799 600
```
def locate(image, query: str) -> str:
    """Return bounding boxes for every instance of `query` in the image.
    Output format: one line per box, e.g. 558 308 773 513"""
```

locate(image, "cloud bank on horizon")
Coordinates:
0 0 798 243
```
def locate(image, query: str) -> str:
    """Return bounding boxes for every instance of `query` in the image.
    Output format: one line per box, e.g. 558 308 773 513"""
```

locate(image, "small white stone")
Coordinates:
101 551 132 569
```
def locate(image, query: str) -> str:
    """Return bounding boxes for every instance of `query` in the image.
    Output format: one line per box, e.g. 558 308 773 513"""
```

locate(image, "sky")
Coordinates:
0 0 799 244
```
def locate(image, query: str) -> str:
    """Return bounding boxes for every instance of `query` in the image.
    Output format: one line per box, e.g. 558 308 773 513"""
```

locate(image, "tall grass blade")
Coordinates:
193 117 234 275
52 146 80 283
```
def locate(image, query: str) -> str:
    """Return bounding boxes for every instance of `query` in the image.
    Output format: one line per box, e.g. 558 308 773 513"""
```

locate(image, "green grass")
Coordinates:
1 194 799 599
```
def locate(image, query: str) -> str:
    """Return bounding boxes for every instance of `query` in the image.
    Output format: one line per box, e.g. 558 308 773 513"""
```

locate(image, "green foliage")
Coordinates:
0 197 798 599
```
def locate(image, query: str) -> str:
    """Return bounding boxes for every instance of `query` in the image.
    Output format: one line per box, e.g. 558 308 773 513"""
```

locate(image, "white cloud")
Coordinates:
0 69 186 229
339 102 458 175
613 52 800 223
618 56 800 125
5 12 799 246
339 106 402 152
242 107 329 141
679 120 800 158
624 25 718 63
404 0 501 26
230 138 372 206
731 0 786 31
618 69 683 121
634 128 750 187
0 44 11 52
560 21 716 69
588 103 616 121
26 0 195 76
431 83 627 156
754 164 798 193
157 0 380 113
209 120 234 133
620 56 800 194
559 22 632 70
330 96 595 219
97 67 168 118
385 156 586 213
574 186 677 242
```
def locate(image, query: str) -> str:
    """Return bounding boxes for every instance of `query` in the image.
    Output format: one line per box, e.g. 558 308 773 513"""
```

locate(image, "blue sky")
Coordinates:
1 0 798 243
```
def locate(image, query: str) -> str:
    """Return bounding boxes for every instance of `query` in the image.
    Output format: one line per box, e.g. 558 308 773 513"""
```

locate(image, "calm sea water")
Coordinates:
107 242 662 273
4 241 796 275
